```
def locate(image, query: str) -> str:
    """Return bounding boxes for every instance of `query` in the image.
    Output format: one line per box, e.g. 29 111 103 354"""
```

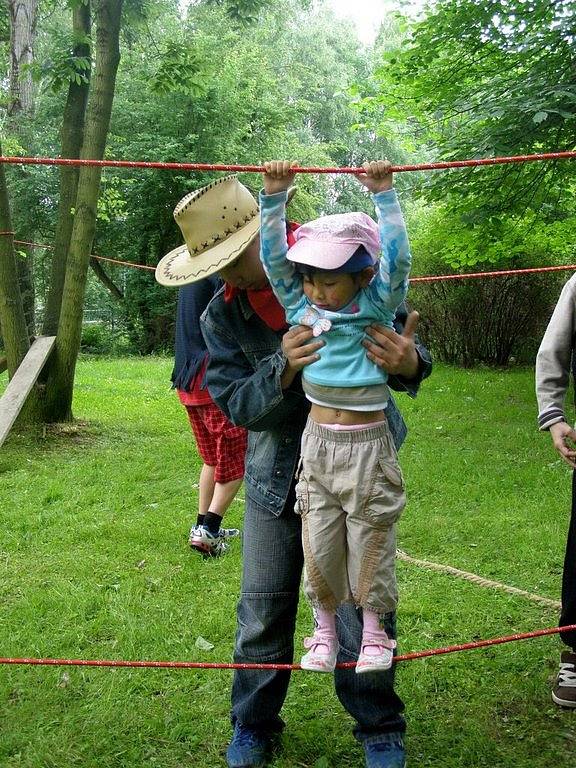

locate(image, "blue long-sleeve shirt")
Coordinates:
259 188 411 391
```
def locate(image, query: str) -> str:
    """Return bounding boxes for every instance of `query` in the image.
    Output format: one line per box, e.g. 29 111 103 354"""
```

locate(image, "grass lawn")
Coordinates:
0 357 575 767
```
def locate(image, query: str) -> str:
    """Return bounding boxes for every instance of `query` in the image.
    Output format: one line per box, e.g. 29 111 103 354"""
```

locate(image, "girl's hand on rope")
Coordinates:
357 160 393 194
549 421 576 468
263 160 298 196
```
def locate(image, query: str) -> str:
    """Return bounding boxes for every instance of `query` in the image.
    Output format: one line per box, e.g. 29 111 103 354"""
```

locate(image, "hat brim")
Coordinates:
286 238 359 271
155 216 260 286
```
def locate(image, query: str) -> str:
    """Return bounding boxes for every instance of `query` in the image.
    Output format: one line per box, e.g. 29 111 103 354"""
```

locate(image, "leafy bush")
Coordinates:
80 323 134 356
408 204 573 366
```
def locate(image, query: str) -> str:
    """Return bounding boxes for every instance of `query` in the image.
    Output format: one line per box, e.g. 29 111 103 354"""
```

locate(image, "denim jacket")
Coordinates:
202 289 432 517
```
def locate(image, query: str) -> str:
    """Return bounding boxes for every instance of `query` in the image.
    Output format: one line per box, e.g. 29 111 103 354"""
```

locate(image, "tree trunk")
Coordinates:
8 0 39 337
8 0 38 116
42 2 92 336
42 0 123 421
0 145 30 377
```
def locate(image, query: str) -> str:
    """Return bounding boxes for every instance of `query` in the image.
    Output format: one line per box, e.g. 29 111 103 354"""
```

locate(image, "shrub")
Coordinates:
407 204 573 366
81 323 133 355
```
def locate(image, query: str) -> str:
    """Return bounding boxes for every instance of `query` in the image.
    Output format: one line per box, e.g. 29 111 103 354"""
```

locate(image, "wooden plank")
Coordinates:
0 336 56 448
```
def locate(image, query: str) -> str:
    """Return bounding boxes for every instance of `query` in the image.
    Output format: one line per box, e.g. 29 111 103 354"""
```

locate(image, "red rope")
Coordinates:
15 239 575 281
14 239 156 272
1 623 574 670
0 151 575 173
411 263 576 283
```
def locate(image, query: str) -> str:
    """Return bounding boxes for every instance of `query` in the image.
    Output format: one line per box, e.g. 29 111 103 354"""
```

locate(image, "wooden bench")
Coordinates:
0 336 56 447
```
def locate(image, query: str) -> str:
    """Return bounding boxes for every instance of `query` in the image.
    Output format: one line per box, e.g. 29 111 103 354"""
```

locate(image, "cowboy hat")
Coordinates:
155 176 297 287
155 175 260 286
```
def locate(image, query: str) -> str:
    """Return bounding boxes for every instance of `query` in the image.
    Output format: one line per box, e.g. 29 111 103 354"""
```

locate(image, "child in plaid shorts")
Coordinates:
173 277 247 556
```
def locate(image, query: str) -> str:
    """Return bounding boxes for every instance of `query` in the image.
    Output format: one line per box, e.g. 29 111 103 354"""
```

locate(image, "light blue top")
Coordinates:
259 188 411 393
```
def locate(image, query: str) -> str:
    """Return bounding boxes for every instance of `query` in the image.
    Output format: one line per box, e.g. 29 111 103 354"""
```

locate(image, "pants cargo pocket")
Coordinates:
294 477 310 517
362 456 406 527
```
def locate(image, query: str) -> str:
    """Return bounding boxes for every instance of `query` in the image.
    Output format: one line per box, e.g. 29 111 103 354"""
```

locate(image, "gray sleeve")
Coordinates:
535 275 576 430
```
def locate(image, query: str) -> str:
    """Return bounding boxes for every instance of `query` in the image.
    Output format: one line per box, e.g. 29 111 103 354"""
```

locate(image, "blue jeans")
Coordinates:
231 488 406 740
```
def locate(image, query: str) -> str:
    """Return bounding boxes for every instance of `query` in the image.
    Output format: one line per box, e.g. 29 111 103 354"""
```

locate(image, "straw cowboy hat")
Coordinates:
155 175 258 286
155 175 296 287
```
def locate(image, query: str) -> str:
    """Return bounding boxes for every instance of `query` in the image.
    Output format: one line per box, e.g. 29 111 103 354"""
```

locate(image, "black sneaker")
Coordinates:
552 650 576 708
226 722 273 767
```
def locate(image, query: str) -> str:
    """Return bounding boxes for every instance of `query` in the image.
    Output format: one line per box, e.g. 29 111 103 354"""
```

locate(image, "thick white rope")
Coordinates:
396 549 561 610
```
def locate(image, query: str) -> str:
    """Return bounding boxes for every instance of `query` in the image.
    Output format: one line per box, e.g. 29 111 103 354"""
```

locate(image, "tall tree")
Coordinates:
7 0 39 335
41 0 124 421
0 142 29 376
42 0 92 336
8 0 38 115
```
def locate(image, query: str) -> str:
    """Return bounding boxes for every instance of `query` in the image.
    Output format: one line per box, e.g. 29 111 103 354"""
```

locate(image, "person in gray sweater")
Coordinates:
535 273 576 708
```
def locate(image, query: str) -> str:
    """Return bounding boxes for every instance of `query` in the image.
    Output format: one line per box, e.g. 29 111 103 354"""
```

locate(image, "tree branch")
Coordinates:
89 257 124 300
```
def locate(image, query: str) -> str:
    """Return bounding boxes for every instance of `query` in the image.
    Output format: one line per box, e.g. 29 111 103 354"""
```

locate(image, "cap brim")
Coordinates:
286 238 358 270
155 216 260 286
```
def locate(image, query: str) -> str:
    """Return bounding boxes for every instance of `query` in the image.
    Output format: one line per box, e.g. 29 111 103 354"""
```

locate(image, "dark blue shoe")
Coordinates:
226 722 273 768
364 735 406 768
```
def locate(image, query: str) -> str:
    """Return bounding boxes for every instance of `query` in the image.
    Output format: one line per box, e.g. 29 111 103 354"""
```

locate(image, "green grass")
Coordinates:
1 358 575 767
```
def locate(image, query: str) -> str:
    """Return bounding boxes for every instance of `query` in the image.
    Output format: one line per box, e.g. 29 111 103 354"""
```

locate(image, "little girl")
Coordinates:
259 159 411 673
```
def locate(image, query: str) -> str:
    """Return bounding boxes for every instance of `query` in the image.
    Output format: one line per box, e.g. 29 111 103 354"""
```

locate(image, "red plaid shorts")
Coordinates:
185 403 247 483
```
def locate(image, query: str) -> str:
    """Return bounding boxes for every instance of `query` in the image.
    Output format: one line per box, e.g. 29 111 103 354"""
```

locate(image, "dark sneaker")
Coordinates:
552 650 576 708
226 722 273 767
364 735 406 768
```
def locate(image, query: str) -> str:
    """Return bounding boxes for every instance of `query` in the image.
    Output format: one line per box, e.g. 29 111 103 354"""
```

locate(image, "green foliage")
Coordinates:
408 201 570 365
96 178 129 223
359 0 576 220
150 40 206 97
206 0 272 24
80 322 133 355
29 30 92 93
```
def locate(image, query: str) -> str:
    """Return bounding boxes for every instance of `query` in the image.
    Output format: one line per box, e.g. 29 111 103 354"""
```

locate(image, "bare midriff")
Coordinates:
310 403 386 426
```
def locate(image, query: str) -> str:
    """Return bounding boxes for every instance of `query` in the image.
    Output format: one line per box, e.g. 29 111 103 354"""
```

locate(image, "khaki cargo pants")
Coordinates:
295 417 406 614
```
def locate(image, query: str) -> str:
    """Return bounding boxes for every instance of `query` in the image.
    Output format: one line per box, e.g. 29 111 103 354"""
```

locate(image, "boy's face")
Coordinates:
218 236 267 290
302 268 373 311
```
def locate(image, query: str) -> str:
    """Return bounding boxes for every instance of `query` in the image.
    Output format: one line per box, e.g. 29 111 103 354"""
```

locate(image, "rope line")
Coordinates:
13 239 576 281
1 624 574 670
396 550 562 610
411 263 576 284
0 150 575 174
13 240 157 271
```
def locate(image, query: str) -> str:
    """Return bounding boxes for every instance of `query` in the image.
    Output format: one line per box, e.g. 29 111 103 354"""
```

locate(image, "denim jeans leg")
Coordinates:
231 494 304 732
334 604 406 741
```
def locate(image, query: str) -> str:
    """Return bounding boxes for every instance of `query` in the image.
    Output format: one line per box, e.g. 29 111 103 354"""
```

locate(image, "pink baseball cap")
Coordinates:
287 211 380 270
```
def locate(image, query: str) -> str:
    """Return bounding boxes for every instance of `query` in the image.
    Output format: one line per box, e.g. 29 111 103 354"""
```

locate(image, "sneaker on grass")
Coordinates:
552 650 576 708
188 524 240 557
364 735 406 768
226 722 274 768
